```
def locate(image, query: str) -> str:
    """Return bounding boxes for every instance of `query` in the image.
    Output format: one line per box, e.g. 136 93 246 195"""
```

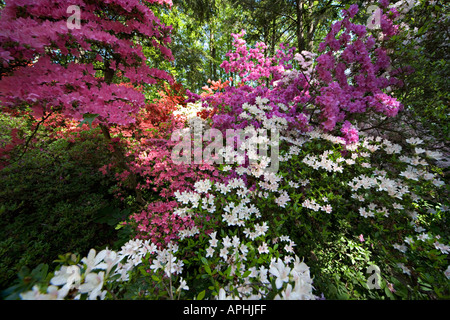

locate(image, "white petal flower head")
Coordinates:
50 265 81 289
269 258 291 289
95 249 121 275
21 285 68 300
82 249 107 273
293 256 310 277
417 233 430 242
445 266 450 280
397 263 411 276
206 246 215 258
258 242 269 254
194 179 212 194
217 288 236 300
20 285 65 300
406 137 423 145
177 277 189 292
434 242 450 255
79 271 105 300
45 285 69 300
276 283 301 300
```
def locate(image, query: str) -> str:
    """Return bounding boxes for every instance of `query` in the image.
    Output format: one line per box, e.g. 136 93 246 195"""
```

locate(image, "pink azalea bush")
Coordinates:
187 3 405 144
0 0 173 125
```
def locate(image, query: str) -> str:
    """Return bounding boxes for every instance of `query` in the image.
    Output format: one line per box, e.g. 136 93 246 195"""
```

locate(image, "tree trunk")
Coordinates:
100 59 145 205
209 22 217 80
296 0 305 52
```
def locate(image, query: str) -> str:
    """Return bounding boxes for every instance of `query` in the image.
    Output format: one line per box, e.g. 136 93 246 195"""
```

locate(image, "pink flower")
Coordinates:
387 283 396 293
359 234 365 242
379 0 390 8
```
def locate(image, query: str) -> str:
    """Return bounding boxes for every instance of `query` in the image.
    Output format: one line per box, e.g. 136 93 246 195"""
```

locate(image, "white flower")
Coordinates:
20 285 68 300
239 243 249 258
399 167 419 181
222 236 232 248
359 207 373 218
219 247 228 260
255 222 269 237
150 258 163 272
426 150 443 160
397 263 411 276
258 242 269 254
417 233 430 241
177 277 189 292
414 147 426 154
406 137 423 145
292 256 310 277
322 204 332 214
284 241 296 254
209 236 218 248
258 265 269 284
206 246 215 258
232 235 241 247
216 288 237 300
20 285 43 300
82 249 107 273
45 285 69 300
432 179 445 187
275 191 290 208
78 271 105 300
269 258 291 289
50 265 81 290
194 179 212 194
434 241 450 254
276 283 299 300
95 249 121 276
414 225 426 233
393 243 407 253
445 266 450 280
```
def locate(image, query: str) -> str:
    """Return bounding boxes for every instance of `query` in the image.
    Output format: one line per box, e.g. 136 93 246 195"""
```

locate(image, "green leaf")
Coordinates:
78 113 99 129
242 270 252 278
204 264 212 275
151 275 160 282
197 290 206 300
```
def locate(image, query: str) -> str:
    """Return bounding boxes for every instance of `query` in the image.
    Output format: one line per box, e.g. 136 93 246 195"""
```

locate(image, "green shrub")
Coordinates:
0 128 128 290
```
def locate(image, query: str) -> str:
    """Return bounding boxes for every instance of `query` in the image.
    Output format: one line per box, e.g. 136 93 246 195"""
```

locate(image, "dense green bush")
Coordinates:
0 127 129 290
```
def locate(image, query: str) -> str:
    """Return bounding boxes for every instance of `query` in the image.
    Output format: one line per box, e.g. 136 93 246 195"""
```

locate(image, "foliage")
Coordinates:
388 0 449 146
1 0 449 301
0 122 127 291
0 0 174 126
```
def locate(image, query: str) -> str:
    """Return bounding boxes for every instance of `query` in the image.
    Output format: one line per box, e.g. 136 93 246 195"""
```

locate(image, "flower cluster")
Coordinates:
20 238 189 300
9 0 450 301
0 0 174 126
216 256 316 300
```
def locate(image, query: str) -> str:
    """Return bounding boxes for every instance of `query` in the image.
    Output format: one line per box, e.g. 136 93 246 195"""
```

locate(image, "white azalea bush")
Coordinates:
16 230 317 300
8 94 448 300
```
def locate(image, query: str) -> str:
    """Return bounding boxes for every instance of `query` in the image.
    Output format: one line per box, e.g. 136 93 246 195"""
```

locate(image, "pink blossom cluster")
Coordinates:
314 3 403 133
220 30 292 84
188 1 406 145
100 109 220 246
123 138 219 246
0 0 173 125
129 200 194 247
